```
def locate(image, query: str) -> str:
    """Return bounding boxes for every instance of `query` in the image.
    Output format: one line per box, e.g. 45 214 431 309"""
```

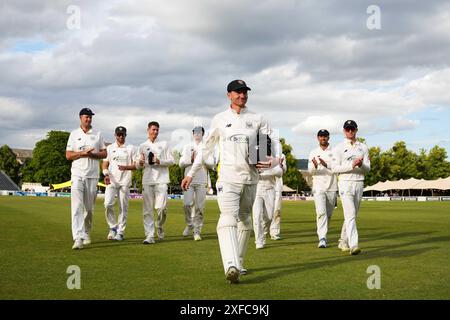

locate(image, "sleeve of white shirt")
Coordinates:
281 154 287 174
178 145 192 168
106 145 112 162
360 144 371 173
159 143 174 167
308 150 317 174
66 132 75 151
130 145 139 165
135 144 146 169
188 117 220 178
260 165 284 178
98 132 106 150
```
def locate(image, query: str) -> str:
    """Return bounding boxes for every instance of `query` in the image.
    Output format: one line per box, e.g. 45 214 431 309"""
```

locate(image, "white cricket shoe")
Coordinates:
226 266 240 284
82 236 91 246
338 240 350 252
240 268 248 275
318 238 327 248
143 236 155 244
72 239 83 250
194 233 202 241
256 243 265 250
114 234 124 241
183 226 192 237
107 228 117 240
271 235 282 241
350 246 361 255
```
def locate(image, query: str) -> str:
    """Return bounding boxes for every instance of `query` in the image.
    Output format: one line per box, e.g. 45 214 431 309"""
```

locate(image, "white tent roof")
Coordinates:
282 185 296 192
364 177 450 192
414 177 450 190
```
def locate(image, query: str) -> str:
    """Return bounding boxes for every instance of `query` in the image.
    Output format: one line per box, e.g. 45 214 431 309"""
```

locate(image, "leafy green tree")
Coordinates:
280 138 310 192
0 145 21 183
425 146 450 179
22 131 71 185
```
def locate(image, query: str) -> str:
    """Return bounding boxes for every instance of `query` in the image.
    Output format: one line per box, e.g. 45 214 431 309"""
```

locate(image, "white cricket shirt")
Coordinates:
66 127 106 178
105 142 137 187
332 139 371 181
179 142 215 185
188 107 280 185
138 139 174 185
308 145 338 192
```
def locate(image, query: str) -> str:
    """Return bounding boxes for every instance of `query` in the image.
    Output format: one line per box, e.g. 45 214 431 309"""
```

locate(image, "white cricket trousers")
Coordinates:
252 186 275 246
142 184 168 237
338 180 364 248
183 183 206 235
269 190 282 237
313 190 337 240
71 176 98 241
216 182 256 273
104 184 130 235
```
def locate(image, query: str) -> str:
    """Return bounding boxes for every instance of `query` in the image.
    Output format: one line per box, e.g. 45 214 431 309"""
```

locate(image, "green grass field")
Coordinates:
0 197 449 300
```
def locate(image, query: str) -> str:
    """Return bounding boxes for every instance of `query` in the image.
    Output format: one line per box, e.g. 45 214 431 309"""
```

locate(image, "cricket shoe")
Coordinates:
82 236 91 246
271 235 282 241
142 236 155 244
318 238 327 248
107 228 117 240
72 239 83 250
193 233 202 241
338 241 350 252
256 243 265 250
350 246 361 255
240 268 248 275
114 234 124 241
226 266 240 284
182 226 192 237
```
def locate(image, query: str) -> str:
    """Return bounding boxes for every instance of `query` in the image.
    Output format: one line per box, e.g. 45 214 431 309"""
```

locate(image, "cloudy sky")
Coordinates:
1 0 449 158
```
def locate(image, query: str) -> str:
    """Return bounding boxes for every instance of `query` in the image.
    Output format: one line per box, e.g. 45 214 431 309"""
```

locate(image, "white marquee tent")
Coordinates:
364 177 450 195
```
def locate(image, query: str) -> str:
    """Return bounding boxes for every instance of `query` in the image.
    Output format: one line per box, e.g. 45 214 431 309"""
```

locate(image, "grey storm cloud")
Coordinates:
0 0 449 155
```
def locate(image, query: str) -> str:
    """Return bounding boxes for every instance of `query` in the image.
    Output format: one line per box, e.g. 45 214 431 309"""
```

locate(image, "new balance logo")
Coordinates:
226 124 232 127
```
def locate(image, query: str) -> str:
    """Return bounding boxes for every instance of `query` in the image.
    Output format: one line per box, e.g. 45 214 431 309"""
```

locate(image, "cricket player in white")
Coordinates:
102 126 138 241
179 126 216 241
332 120 370 255
253 152 284 250
66 108 107 250
181 80 279 284
138 121 174 244
268 153 287 240
308 129 338 249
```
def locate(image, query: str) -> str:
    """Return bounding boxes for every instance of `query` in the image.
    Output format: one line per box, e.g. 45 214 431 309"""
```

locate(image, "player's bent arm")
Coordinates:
188 121 219 178
66 150 83 161
360 150 371 173
178 147 192 168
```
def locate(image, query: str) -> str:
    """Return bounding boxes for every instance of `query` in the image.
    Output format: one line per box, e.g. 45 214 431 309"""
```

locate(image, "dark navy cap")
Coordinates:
79 107 95 116
227 80 251 92
343 120 358 129
115 126 127 135
317 129 330 136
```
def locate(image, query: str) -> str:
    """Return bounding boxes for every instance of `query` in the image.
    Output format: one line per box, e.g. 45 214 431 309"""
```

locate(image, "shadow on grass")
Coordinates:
240 232 448 284
82 232 220 250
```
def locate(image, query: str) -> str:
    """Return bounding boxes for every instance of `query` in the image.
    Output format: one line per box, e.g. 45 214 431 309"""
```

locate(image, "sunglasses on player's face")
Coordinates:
116 133 126 137
344 127 356 132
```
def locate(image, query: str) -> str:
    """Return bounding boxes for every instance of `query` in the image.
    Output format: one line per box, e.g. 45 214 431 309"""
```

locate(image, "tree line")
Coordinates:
1 131 449 190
